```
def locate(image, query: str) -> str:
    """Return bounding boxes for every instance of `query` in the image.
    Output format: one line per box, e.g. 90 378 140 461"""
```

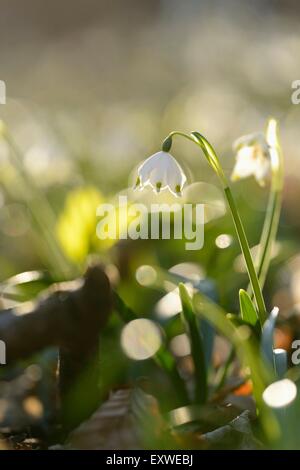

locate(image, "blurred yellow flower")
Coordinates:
56 186 109 264
57 187 135 264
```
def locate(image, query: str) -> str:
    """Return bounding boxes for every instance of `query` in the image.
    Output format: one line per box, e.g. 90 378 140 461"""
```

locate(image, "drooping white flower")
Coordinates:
231 132 271 187
134 151 187 197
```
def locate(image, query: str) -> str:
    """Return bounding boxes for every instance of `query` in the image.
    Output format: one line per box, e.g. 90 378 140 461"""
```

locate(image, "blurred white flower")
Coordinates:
134 151 186 197
231 132 271 187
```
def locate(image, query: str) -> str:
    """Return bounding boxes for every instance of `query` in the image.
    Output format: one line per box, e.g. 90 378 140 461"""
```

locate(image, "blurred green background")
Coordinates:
0 0 299 316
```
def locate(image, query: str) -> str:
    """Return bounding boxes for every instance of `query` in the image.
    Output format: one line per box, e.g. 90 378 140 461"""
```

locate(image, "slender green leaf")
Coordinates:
192 290 280 443
179 283 207 404
239 289 259 327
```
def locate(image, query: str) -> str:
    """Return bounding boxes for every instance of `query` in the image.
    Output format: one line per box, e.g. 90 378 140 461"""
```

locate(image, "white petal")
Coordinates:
232 130 272 186
254 156 270 185
231 146 258 180
148 165 168 192
233 132 267 152
137 151 164 184
166 159 187 196
136 151 187 196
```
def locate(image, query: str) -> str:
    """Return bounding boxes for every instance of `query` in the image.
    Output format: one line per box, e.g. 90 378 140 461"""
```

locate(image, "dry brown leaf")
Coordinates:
59 388 165 450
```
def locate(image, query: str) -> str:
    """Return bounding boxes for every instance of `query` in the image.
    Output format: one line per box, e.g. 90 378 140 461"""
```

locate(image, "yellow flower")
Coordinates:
56 187 109 263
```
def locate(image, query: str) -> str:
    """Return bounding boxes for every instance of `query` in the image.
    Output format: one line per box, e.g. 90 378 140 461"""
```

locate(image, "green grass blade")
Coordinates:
239 289 259 327
179 283 207 404
192 290 280 443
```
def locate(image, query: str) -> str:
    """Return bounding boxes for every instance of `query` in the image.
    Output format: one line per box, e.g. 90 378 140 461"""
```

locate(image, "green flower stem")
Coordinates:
166 131 227 187
164 130 267 325
251 119 284 291
256 190 281 287
225 186 266 324
214 346 235 393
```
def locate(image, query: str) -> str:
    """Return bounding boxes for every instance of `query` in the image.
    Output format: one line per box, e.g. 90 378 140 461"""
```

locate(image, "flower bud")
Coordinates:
162 136 172 152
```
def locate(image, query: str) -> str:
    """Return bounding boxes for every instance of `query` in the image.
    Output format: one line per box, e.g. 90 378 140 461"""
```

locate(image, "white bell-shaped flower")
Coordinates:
134 151 187 197
231 132 271 187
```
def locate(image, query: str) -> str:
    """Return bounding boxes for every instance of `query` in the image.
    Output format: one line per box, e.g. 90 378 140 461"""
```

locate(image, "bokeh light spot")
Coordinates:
215 234 232 249
170 334 191 357
23 396 44 419
263 379 297 408
121 318 162 360
135 265 157 287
